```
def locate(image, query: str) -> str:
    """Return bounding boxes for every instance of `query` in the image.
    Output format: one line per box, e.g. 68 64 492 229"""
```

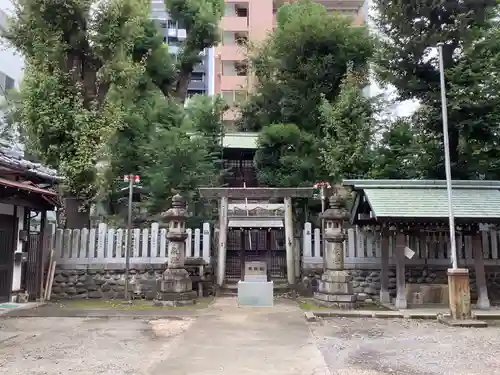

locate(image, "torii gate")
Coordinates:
199 187 318 286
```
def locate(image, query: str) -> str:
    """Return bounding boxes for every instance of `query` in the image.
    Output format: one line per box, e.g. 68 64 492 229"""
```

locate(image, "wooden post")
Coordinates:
473 232 490 310
447 268 471 320
284 196 295 285
217 196 228 286
394 231 407 309
38 211 47 300
379 231 390 304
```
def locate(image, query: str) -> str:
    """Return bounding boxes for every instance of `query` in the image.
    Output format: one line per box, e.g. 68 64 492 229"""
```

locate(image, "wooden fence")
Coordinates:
51 221 500 270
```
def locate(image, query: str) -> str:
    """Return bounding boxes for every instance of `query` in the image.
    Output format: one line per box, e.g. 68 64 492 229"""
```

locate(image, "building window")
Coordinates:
191 73 204 82
224 3 249 18
221 90 247 106
0 71 15 95
235 4 248 18
167 19 177 29
222 61 248 77
235 61 248 76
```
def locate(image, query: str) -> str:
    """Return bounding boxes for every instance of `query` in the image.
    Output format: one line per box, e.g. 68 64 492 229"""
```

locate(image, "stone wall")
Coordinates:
50 264 214 300
300 266 500 303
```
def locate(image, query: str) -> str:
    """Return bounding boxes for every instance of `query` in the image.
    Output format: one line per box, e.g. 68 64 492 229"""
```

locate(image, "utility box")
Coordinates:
243 261 267 282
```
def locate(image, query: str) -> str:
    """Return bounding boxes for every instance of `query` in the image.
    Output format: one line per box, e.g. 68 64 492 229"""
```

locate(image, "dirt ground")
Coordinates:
2 302 500 375
0 316 195 375
310 317 500 375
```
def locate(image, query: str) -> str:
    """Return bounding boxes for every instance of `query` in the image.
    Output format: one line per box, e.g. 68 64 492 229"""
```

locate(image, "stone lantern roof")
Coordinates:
320 194 349 222
160 194 188 222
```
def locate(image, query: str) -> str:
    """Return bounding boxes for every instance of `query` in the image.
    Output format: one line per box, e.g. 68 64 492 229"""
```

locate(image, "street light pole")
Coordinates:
437 42 458 269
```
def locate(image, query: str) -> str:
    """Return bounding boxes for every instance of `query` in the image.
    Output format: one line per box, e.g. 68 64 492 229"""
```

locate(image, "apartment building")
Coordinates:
217 0 366 126
150 1 215 99
0 7 23 95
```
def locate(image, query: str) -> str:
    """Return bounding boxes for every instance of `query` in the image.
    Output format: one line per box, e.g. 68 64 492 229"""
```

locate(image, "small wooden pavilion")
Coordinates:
342 179 500 310
0 143 60 302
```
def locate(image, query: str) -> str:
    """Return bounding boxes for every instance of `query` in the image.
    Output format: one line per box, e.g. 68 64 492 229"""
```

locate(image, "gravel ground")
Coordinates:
0 317 193 375
310 318 500 375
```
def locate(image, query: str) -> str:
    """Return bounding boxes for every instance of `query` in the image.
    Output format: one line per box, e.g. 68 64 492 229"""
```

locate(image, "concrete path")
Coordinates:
149 297 330 375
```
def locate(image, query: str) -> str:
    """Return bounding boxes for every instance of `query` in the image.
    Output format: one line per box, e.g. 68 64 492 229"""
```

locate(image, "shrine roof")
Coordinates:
199 187 315 199
342 179 500 224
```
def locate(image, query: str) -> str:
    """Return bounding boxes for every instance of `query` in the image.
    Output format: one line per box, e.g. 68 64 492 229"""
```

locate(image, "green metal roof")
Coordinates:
364 188 500 219
343 179 500 190
343 179 500 221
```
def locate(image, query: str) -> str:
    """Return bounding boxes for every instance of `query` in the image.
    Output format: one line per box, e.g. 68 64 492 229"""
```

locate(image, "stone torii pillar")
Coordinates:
314 194 356 308
155 194 197 306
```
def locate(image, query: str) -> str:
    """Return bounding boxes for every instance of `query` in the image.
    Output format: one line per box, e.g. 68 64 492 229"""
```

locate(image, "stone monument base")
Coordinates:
237 281 274 307
154 268 197 306
154 290 198 307
314 270 356 309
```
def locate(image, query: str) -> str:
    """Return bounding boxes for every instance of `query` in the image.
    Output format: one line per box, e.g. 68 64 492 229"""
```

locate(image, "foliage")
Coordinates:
369 117 421 179
320 72 376 182
140 127 220 214
254 124 325 187
238 0 374 135
2 0 224 202
372 0 500 179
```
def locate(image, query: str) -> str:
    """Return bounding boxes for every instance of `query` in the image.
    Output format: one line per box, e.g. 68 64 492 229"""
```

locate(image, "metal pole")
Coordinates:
437 42 458 269
321 186 325 244
124 175 133 300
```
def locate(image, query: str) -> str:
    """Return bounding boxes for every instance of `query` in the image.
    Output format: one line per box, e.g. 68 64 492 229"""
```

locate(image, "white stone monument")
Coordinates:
238 261 273 307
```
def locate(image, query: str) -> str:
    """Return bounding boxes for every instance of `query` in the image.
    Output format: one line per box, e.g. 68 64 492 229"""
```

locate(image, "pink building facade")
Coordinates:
216 0 366 125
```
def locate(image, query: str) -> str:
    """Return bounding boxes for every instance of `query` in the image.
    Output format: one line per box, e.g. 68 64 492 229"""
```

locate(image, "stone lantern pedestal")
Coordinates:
154 194 197 306
314 193 356 309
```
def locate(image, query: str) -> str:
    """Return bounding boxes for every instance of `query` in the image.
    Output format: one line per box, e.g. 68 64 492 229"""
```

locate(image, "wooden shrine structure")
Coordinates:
343 179 500 311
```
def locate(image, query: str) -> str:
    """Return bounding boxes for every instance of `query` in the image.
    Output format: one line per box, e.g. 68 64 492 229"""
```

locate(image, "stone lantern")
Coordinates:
314 192 356 309
155 194 197 306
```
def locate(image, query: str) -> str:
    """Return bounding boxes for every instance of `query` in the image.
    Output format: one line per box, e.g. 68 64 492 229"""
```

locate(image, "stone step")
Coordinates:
221 279 291 296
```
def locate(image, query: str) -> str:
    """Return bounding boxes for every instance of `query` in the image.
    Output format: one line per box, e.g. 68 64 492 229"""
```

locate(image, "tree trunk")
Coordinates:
64 197 90 229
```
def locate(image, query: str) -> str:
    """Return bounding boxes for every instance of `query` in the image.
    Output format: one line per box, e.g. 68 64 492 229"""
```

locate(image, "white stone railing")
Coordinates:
301 222 500 269
52 222 211 268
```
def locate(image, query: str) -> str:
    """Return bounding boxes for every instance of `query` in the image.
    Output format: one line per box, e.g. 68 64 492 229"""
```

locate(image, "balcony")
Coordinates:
273 0 364 12
219 45 246 61
221 16 248 31
220 76 247 91
223 108 241 121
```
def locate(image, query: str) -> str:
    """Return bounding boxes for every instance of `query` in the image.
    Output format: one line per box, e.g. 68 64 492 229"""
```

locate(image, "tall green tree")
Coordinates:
140 95 226 219
369 117 421 179
320 72 376 182
373 0 500 179
254 123 324 187
2 0 223 227
238 0 374 134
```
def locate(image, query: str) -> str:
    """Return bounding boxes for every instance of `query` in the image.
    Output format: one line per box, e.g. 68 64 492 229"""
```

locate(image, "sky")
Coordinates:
365 0 420 118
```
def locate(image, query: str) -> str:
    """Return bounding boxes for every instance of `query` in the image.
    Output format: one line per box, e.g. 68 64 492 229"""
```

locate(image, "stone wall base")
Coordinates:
300 266 500 303
50 266 214 300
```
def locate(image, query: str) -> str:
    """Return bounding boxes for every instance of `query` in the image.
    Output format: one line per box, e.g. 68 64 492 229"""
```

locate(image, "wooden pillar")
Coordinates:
38 210 47 300
379 231 390 304
217 196 228 286
447 268 471 320
473 232 490 310
284 196 295 285
394 231 407 309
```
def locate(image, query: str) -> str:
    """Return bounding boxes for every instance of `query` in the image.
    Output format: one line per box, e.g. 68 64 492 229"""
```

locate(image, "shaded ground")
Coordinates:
310 317 500 375
3 297 214 318
4 297 500 375
0 298 329 375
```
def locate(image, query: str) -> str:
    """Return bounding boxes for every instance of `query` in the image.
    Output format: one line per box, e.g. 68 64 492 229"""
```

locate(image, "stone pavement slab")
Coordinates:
150 297 330 375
